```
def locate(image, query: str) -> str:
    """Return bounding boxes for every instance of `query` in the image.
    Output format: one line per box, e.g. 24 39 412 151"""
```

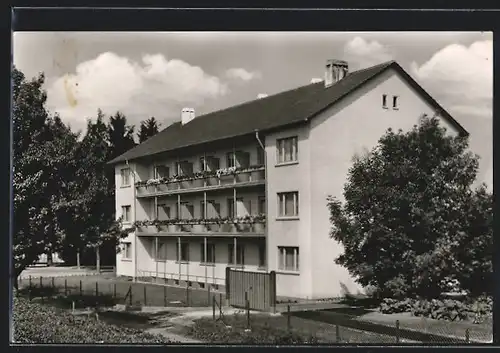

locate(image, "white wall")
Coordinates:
308 67 460 298
264 125 313 298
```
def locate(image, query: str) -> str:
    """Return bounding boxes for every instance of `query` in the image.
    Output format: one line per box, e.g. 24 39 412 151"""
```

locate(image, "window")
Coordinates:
277 192 299 218
201 242 216 264
201 200 218 219
227 198 235 218
121 205 131 222
154 239 168 261
120 168 131 187
237 151 250 169
157 204 170 220
226 152 236 168
122 242 132 259
185 204 194 219
177 242 189 262
154 165 169 179
228 244 245 265
382 94 388 108
278 247 299 272
257 147 265 165
258 196 266 214
200 156 220 171
392 95 399 109
258 244 266 268
277 137 298 164
176 161 193 176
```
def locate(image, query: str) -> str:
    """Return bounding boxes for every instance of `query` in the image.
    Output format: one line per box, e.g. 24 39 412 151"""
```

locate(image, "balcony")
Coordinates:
134 215 266 237
135 165 265 198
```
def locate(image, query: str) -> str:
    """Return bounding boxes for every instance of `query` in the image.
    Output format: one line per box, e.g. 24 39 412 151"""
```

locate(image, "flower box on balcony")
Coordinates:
167 224 178 232
179 223 192 232
234 223 252 232
252 222 265 233
156 224 169 232
219 223 235 233
156 183 168 192
219 174 235 186
251 169 265 181
136 185 148 195
191 178 204 188
236 172 250 183
205 176 219 187
191 224 205 233
205 223 219 232
168 181 180 190
179 180 191 189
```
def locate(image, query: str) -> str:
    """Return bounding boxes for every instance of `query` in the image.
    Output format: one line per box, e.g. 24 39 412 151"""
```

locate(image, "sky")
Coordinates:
13 31 492 188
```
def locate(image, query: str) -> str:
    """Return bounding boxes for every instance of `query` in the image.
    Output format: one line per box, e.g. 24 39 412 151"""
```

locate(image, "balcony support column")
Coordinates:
177 236 181 281
154 197 158 219
155 236 159 283
177 194 181 219
204 236 208 289
203 192 207 219
233 188 237 218
233 236 237 267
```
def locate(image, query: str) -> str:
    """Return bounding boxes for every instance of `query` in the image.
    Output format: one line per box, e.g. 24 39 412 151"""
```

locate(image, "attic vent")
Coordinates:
257 93 268 99
310 78 322 84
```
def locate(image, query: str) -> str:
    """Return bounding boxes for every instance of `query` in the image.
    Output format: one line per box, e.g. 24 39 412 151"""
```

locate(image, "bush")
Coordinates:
379 298 415 314
188 317 318 344
12 296 173 343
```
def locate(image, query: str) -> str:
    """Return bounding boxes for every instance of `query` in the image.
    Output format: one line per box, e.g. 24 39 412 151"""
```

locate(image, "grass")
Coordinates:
17 274 224 308
184 313 402 344
12 295 174 344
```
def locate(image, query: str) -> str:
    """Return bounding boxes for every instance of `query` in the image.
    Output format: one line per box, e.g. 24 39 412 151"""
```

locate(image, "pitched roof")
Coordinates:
109 61 468 165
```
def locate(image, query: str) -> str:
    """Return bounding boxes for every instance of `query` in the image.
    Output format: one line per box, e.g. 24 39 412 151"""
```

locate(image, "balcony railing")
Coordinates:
133 215 266 236
135 165 265 197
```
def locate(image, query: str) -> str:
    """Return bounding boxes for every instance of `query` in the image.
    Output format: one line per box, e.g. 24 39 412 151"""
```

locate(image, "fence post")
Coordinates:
465 328 470 343
245 291 250 329
79 280 82 297
207 284 211 304
163 285 167 307
113 283 116 299
29 275 32 288
129 285 132 306
40 276 43 288
395 320 400 343
144 285 147 306
64 279 68 296
225 267 230 302
336 325 340 343
212 296 216 320
186 285 189 306
219 293 222 317
96 281 99 296
52 277 55 289
287 305 291 331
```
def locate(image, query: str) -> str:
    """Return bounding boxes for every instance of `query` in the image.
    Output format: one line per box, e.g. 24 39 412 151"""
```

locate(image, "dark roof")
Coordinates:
109 61 468 165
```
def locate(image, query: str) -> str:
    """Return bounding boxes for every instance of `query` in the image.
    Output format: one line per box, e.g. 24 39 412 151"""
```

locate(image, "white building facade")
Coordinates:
111 60 467 300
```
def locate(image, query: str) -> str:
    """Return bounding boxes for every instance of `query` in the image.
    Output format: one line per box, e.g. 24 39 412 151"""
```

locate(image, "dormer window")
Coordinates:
382 94 388 109
392 96 399 110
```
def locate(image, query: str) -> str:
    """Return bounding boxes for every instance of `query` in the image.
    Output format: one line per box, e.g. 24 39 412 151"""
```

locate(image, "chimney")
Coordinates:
257 93 268 99
324 59 349 87
181 108 195 125
310 78 322 84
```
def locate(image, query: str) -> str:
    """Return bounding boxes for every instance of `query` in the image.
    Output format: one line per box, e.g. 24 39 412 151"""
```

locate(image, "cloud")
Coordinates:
410 40 492 120
45 52 230 133
225 68 261 81
343 37 393 69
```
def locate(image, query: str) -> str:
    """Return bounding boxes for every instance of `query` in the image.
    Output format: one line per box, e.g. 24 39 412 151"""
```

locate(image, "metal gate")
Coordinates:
226 267 276 312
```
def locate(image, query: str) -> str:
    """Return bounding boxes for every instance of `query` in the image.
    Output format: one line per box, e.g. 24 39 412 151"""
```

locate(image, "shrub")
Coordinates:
379 298 415 314
188 317 318 344
12 296 173 343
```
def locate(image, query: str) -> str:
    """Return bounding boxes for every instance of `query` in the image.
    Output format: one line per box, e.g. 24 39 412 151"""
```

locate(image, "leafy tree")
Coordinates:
138 117 161 143
12 67 79 287
327 116 492 299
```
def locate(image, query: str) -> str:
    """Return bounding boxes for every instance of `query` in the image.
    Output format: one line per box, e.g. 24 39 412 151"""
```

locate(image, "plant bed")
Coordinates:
12 296 174 344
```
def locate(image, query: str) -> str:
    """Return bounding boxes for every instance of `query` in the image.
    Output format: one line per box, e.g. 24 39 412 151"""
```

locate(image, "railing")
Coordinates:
137 269 226 288
136 166 265 197
135 221 265 235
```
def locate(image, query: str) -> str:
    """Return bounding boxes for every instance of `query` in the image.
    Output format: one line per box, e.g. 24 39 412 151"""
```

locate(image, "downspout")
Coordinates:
127 158 138 282
254 130 268 271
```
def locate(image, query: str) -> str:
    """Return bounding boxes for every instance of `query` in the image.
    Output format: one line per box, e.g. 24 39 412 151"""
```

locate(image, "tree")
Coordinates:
327 116 492 299
138 117 161 143
12 67 79 287
107 111 136 160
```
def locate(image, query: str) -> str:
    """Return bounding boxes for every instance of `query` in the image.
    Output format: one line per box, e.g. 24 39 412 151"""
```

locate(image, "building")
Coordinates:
108 59 468 300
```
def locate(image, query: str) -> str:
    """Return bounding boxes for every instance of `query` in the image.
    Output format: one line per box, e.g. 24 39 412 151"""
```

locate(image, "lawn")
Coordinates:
17 274 224 308
184 312 405 344
11 295 174 344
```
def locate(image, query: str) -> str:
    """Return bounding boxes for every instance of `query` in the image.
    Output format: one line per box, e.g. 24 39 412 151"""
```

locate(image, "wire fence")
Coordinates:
17 275 225 309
